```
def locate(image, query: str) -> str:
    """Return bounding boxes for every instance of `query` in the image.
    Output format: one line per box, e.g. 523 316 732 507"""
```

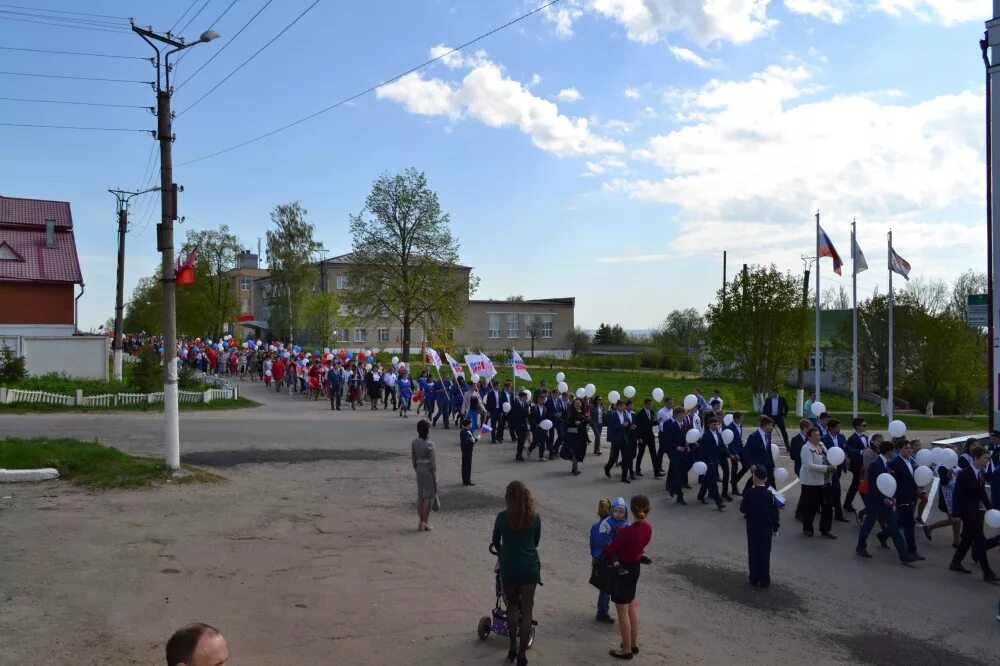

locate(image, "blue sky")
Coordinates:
0 0 991 332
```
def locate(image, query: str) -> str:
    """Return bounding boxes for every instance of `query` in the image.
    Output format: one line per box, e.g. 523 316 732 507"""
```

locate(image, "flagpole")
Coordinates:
815 210 821 402
851 219 859 418
511 349 517 394
888 230 894 423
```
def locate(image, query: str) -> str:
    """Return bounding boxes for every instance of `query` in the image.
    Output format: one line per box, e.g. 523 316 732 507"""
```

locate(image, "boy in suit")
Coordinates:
843 417 868 514
635 398 658 477
511 391 530 461
856 440 917 564
761 387 790 447
890 439 923 560
460 418 477 485
697 416 726 510
726 412 747 497
742 416 777 492
603 400 628 481
950 445 998 582
664 406 689 504
740 467 780 587
822 419 850 523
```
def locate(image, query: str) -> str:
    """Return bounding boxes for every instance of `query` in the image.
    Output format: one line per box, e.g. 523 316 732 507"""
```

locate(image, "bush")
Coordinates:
0 344 27 383
132 346 163 393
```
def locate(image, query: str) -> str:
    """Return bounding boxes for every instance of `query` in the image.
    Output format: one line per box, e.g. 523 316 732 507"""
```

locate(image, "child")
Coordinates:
590 497 629 624
739 467 780 587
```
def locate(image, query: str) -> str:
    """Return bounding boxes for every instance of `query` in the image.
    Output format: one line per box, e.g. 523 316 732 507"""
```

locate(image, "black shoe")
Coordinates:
699 498 708 504
856 549 872 558
609 649 633 660
803 530 815 538
640 555 652 565
463 482 476 486
984 572 999 583
950 563 972 574
677 498 687 506
722 494 733 502
877 535 889 549
684 484 692 489
604 466 611 479
731 488 741 496
572 470 581 476
635 470 644 477
834 516 850 523
621 478 631 484
900 555 919 565
515 456 525 462
923 526 932 542
843 506 856 514
821 532 838 540
911 553 926 561
716 503 725 511
596 614 615 624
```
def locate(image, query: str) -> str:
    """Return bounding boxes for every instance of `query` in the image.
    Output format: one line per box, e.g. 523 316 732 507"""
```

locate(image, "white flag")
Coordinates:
464 353 486 376
889 247 911 281
478 351 497 379
852 235 868 274
424 347 442 370
511 349 532 382
444 352 465 380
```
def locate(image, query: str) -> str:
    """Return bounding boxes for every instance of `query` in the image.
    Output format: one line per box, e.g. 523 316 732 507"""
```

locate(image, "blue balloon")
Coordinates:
346 352 353 360
158 347 164 353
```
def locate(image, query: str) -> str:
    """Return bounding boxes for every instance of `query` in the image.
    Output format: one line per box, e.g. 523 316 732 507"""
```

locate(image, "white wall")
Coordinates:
14 336 109 380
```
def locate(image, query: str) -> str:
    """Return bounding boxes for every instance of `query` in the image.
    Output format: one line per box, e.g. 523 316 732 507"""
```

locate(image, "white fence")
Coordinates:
0 380 238 407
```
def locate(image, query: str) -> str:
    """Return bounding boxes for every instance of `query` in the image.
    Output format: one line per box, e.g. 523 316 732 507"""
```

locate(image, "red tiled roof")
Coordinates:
0 195 73 229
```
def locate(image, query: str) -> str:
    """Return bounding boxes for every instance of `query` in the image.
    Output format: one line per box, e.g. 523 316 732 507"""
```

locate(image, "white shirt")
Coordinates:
770 397 779 414
656 407 671 432
384 372 397 387
712 396 724 409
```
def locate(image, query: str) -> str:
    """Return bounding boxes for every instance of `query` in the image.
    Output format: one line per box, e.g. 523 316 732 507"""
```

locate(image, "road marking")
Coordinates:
778 478 799 494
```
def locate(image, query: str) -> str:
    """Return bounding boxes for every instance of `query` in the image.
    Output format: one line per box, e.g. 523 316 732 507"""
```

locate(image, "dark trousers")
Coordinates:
800 484 832 534
747 528 773 586
720 456 731 495
591 423 603 453
532 428 546 459
896 503 917 554
515 426 527 459
489 410 503 441
829 468 844 519
857 502 907 559
605 440 623 473
698 464 723 506
666 450 686 496
843 461 862 510
952 511 994 574
433 401 451 427
773 418 789 448
551 419 565 452
502 581 536 659
382 387 397 410
329 389 341 410
636 432 656 473
620 439 636 481
731 457 749 492
460 442 473 484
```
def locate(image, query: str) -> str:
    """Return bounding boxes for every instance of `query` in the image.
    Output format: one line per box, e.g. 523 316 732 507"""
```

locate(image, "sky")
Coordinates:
0 0 993 332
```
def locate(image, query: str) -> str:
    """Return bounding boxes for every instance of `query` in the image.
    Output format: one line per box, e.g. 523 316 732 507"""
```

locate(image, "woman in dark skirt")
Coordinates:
564 398 588 475
602 494 652 660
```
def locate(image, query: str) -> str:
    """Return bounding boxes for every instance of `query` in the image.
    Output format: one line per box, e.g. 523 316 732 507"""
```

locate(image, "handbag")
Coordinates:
589 559 621 595
432 494 441 512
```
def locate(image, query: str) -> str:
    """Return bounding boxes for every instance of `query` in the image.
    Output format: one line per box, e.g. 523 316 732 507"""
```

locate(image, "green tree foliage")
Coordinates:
565 326 590 357
123 273 162 334
592 323 627 345
0 344 27 382
652 308 704 355
949 269 987 323
905 312 985 416
265 202 322 343
178 225 241 337
704 265 808 397
343 168 476 362
132 345 162 393
298 290 343 348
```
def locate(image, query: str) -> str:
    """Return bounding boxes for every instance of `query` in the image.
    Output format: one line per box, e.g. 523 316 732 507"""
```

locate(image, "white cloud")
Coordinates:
783 0 853 24
557 87 583 102
624 87 641 99
584 156 628 175
542 0 585 38
589 0 776 46
874 1 984 25
612 65 983 262
377 56 623 157
668 45 720 68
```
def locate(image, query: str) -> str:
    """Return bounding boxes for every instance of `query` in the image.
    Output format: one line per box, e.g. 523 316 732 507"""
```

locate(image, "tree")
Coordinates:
905 311 985 416
298 290 343 348
524 316 543 358
592 323 627 345
704 265 809 406
565 325 590 357
123 272 162 334
821 285 850 310
652 308 704 355
949 269 987 322
505 295 525 302
179 225 241 337
343 169 476 362
903 277 949 315
0 344 27 382
265 202 322 343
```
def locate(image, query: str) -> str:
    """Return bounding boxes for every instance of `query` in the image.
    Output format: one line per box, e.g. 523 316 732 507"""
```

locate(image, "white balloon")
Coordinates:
365 363 372 371
692 461 708 475
685 428 701 444
391 356 399 365
723 414 734 426
683 394 698 410
770 443 781 461
887 420 907 439
265 370 273 377
876 472 897 497
502 402 512 414
522 390 532 402
775 468 790 484
811 401 826 417
940 448 958 469
576 388 585 399
623 386 636 399
470 373 480 383
985 509 1000 530
913 465 934 487
555 372 566 383
540 419 553 431
914 448 934 468
826 447 846 466
608 390 621 404
585 383 596 398
326 353 334 361
931 447 948 467
722 429 735 445
652 388 664 402
557 381 568 394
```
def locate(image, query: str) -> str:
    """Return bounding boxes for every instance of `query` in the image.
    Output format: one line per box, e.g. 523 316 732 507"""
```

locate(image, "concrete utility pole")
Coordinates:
131 20 219 470
108 187 159 381
985 3 1000 432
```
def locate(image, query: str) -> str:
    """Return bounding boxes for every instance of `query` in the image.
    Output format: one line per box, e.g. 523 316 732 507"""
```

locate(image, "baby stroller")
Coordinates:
478 543 536 649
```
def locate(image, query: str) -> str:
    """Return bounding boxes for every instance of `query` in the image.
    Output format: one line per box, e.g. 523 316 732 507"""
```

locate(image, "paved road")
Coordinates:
2 383 998 664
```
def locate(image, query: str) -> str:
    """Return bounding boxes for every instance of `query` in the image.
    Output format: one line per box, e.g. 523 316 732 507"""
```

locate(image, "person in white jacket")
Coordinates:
798 427 838 539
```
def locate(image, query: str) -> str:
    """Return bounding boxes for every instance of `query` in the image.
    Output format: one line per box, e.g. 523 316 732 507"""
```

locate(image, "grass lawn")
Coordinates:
0 397 259 414
0 437 223 489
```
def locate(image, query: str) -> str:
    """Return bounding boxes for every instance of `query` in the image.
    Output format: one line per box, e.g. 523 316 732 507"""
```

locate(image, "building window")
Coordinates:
354 328 367 343
240 276 252 291
378 328 389 342
507 313 519 338
488 313 501 339
337 328 349 341
338 304 348 316
336 275 349 290
262 306 270 319
542 314 553 339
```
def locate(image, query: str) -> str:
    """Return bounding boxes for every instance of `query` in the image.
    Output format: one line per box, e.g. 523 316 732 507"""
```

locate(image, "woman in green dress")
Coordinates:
491 481 541 665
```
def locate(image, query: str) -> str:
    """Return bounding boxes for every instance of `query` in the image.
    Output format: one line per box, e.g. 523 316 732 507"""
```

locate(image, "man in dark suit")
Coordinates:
742 416 776 492
603 400 628 482
510 391 530 461
496 381 514 443
327 363 343 411
484 382 503 442
726 412 747 497
761 387 790 448
664 406 689 504
856 440 916 563
528 395 547 461
634 398 658 477
621 401 637 482
890 440 923 559
460 418 477 485
697 416 726 510
843 417 868 514
950 445 998 581
740 466 780 587
821 419 850 523
589 396 606 454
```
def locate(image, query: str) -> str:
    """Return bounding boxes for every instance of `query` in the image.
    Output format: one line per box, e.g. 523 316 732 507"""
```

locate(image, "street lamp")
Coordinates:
130 20 219 471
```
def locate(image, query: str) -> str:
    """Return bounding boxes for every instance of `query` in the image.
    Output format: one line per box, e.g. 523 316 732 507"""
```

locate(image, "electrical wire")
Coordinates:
174 0 272 91
177 0 320 116
0 70 151 83
0 8 127 28
0 122 149 132
169 0 200 34
0 4 130 20
133 153 162 236
179 0 563 166
178 0 214 36
0 96 150 109
0 15 131 33
0 45 148 60
176 0 240 66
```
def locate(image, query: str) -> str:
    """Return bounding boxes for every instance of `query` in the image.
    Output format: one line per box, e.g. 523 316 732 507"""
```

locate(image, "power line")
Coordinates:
0 3 130 20
0 15 130 34
169 0 201 34
174 0 273 91
0 70 151 83
0 121 149 132
176 0 240 66
0 45 148 60
179 0 563 166
0 95 150 109
177 0 320 116
0 8 126 28
178 0 214 36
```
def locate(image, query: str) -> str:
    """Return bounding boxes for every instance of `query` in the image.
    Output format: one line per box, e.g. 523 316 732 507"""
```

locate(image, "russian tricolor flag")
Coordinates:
818 226 843 275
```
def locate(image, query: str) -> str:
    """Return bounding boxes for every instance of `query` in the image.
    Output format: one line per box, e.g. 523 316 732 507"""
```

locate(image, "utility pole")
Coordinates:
108 187 159 381
985 3 1000 432
132 20 219 471
721 250 727 308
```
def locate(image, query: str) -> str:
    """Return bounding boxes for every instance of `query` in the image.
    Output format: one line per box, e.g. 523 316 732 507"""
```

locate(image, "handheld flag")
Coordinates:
444 352 465 380
889 247 911 281
464 353 487 376
817 226 843 276
511 349 532 382
424 347 442 370
478 351 497 379
175 245 198 285
852 235 868 274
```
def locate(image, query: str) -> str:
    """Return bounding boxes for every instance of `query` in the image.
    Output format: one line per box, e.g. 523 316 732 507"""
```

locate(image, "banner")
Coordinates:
425 347 442 370
444 352 465 380
478 351 497 379
511 349 532 382
464 353 487 376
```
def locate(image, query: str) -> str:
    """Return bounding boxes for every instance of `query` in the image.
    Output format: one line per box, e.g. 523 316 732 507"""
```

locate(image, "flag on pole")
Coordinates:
818 226 843 275
478 351 497 379
425 347 442 370
175 245 198 285
464 353 487 376
511 349 532 382
889 247 911 281
852 235 868 274
444 352 465 380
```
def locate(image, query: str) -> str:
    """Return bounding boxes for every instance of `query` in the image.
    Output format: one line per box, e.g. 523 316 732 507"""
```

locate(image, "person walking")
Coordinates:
950 445 998 582
327 362 343 411
590 396 606 455
603 494 653 660
798 427 837 539
844 417 868 514
761 387 790 448
460 417 477 486
511 390 531 462
491 481 541 666
740 467 780 587
634 398 658 478
856 440 916 564
565 398 588 476
411 419 437 532
697 416 727 511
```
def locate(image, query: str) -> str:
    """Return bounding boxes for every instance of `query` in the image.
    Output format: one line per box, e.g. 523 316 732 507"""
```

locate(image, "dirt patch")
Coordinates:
435 487 505 513
667 561 806 614
835 630 990 666
180 448 403 467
